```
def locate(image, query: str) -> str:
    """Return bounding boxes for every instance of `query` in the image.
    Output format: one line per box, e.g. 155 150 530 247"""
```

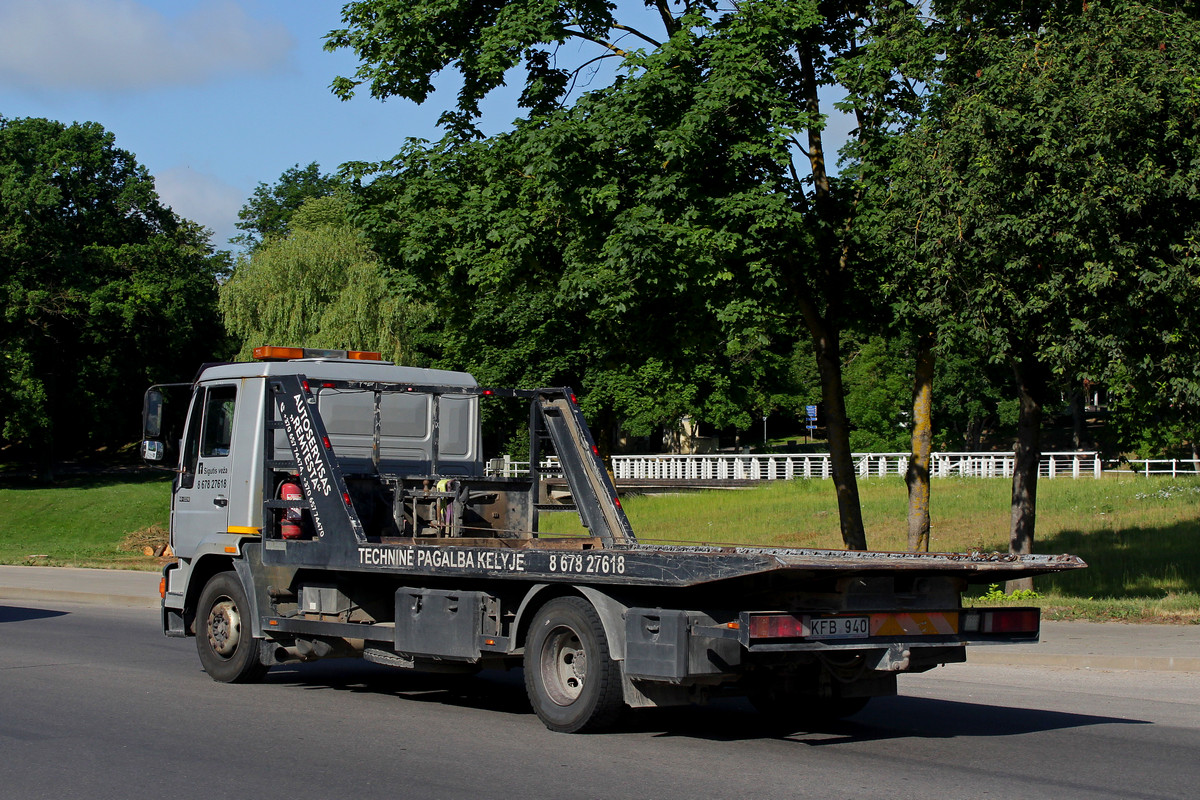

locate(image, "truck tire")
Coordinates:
195 572 268 683
524 596 624 733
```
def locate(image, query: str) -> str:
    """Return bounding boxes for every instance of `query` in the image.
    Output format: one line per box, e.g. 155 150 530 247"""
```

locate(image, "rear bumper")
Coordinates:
623 607 1038 683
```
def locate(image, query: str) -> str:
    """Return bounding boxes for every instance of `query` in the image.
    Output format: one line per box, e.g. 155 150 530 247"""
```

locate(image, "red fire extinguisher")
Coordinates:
280 479 304 539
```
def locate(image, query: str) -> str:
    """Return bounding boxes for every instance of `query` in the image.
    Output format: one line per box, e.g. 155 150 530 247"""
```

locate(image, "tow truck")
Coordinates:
142 347 1085 732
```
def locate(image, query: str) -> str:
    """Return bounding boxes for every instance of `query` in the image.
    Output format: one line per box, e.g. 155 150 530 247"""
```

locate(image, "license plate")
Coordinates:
806 615 870 639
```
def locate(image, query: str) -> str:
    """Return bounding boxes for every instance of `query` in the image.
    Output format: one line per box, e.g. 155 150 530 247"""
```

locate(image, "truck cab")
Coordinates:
145 348 487 645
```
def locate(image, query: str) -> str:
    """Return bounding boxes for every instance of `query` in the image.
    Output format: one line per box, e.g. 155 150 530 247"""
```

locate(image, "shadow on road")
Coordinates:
253 659 1149 742
0 605 69 624
643 693 1150 746
265 659 535 717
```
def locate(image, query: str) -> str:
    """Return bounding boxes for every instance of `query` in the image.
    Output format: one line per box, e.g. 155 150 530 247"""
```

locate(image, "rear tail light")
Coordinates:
961 608 1040 635
748 614 807 638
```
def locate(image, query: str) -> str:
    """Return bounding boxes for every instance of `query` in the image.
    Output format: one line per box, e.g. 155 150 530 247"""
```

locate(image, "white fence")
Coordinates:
1124 459 1200 477
608 451 1104 481
487 452 1200 481
486 456 563 478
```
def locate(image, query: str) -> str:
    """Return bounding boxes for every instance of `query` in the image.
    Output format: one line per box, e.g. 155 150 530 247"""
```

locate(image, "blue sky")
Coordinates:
0 0 851 251
0 0 477 247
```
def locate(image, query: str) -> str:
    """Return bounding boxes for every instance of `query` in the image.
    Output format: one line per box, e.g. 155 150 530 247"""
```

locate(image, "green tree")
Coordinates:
348 129 797 449
220 195 429 363
0 116 227 478
841 333 914 452
328 0 937 550
233 162 345 250
882 2 1200 583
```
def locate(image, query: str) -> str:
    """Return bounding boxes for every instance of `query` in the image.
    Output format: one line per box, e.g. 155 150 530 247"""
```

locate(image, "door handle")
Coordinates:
213 497 228 507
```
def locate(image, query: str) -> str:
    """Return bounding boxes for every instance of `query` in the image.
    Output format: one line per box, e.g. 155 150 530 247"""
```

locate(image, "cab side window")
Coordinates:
202 386 237 458
179 386 237 490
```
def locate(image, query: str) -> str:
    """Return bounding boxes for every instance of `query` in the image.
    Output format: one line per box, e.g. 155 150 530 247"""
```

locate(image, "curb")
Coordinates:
0 586 159 609
968 650 1200 673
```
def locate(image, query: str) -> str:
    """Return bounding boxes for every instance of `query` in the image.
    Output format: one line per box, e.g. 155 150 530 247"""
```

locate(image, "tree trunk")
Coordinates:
1007 361 1046 593
789 44 866 551
800 299 867 551
1070 389 1086 450
906 333 934 552
36 446 56 484
965 415 983 451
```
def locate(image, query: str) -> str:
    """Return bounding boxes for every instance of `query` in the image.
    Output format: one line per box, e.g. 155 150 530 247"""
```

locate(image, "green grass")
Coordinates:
0 472 172 570
4 472 1198 621
545 475 1200 622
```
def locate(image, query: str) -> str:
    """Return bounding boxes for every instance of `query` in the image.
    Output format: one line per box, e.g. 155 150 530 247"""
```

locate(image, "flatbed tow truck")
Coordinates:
142 347 1085 732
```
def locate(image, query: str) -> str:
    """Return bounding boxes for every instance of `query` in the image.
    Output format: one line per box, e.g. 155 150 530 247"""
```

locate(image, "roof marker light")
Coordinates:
253 346 382 362
254 346 305 360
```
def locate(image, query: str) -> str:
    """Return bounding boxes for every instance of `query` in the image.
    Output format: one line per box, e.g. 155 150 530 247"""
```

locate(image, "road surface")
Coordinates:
2 598 1198 800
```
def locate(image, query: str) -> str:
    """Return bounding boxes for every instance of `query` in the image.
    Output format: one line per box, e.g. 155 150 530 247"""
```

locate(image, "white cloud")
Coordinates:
155 165 246 248
0 0 293 91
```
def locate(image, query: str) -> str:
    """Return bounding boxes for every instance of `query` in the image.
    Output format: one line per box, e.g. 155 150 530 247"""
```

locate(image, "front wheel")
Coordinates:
524 597 624 733
195 572 268 683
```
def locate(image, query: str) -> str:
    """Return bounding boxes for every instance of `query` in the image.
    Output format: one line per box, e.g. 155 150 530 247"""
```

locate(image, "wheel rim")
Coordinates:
538 625 588 706
206 596 241 659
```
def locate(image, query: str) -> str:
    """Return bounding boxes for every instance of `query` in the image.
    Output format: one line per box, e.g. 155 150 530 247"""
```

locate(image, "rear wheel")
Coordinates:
524 597 624 733
195 572 268 683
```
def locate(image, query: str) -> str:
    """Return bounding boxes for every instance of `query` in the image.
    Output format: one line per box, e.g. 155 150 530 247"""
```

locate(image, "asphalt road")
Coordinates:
3 599 1199 800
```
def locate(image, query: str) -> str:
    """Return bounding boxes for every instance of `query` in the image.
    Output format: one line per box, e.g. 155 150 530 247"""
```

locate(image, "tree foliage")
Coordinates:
0 116 226 474
328 0 945 550
220 195 429 364
345 34 807 439
841 333 914 452
881 1 1200 567
233 162 345 250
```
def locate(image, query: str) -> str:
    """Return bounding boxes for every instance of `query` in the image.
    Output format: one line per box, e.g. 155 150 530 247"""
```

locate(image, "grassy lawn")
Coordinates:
3 471 1198 622
546 475 1200 623
0 472 172 570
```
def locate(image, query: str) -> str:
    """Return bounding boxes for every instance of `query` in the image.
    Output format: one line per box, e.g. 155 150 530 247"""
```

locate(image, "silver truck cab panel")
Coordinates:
170 357 479 559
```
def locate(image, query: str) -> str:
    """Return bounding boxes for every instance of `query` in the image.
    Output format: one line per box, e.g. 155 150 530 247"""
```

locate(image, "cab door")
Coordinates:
171 384 238 557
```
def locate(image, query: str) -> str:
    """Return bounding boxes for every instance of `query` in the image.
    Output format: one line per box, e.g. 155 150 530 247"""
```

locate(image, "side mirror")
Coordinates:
143 389 164 439
141 440 165 461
